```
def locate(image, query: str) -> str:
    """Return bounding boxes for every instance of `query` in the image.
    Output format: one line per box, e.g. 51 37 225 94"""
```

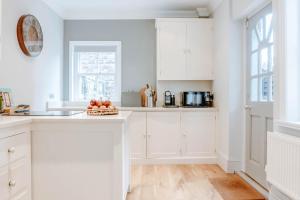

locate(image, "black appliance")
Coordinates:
182 91 213 107
8 111 83 116
164 91 176 106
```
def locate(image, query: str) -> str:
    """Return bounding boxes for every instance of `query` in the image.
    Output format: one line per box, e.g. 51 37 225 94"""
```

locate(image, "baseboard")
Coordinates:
217 152 241 173
131 156 217 165
237 171 269 199
269 186 292 200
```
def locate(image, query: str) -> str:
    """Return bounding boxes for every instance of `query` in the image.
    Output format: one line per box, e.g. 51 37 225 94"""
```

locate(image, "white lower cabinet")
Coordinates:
128 112 147 159
129 111 216 162
147 112 181 159
0 127 31 200
181 112 216 157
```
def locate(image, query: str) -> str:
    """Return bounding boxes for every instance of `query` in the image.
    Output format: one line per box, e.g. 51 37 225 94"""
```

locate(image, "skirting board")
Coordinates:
217 152 241 173
269 186 293 200
237 171 269 199
131 156 217 165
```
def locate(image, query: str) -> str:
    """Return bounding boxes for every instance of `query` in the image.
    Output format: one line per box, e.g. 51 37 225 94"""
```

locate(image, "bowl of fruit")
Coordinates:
87 100 118 116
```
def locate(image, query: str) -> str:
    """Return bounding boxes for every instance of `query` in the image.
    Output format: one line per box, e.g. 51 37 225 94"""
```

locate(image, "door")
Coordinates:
128 112 147 159
157 22 186 80
147 112 181 159
186 20 213 80
246 4 274 189
181 112 215 157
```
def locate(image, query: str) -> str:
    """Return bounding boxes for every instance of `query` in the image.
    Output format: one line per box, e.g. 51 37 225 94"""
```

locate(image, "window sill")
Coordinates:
275 120 300 138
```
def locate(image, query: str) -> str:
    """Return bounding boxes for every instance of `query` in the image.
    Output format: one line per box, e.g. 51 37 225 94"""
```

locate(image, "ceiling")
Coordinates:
41 0 220 19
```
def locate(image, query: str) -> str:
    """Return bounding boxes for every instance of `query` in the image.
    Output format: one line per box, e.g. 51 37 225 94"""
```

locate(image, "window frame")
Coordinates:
69 41 122 104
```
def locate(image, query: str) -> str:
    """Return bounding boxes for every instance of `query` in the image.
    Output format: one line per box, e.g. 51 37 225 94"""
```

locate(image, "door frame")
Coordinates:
241 1 273 182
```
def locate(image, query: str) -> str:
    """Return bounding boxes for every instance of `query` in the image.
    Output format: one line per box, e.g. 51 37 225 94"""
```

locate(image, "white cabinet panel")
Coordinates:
8 133 29 163
181 112 215 157
157 22 186 80
0 138 9 167
11 191 29 200
156 19 213 81
0 166 9 200
147 112 181 158
128 112 147 159
186 20 213 80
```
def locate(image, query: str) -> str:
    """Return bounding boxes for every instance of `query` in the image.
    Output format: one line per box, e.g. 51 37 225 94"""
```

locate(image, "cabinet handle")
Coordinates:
8 147 16 153
9 180 16 187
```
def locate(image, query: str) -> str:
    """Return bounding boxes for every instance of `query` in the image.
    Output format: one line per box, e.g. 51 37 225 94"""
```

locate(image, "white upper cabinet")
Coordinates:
156 18 213 80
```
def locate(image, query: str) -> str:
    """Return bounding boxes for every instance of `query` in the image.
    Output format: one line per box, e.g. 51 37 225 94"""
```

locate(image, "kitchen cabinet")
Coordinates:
128 110 217 163
0 126 31 200
156 18 213 80
128 112 147 159
181 112 216 157
147 112 181 159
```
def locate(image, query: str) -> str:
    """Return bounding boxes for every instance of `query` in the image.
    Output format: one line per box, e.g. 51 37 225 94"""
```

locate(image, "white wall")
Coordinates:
213 0 243 172
0 0 64 110
232 0 271 19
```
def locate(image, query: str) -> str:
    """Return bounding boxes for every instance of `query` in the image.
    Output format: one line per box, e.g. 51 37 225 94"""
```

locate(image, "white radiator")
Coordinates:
267 132 300 199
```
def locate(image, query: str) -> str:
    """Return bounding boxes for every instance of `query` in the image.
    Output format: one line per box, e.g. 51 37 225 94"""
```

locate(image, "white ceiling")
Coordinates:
42 0 220 19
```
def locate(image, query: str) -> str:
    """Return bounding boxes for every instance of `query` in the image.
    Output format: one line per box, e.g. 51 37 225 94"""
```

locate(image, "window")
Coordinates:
249 11 274 102
69 41 121 104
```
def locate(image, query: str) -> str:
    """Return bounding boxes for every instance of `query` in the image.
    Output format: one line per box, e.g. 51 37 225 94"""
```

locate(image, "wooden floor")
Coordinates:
127 165 265 200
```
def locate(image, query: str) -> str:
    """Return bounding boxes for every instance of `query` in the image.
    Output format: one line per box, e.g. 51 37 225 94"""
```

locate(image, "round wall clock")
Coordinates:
17 15 43 57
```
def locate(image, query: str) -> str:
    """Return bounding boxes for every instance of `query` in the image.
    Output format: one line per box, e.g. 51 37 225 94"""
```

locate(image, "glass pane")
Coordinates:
270 46 274 72
251 29 259 51
251 52 259 76
100 75 115 101
260 76 270 101
79 75 100 100
265 14 272 39
251 78 258 102
270 75 274 101
260 48 268 74
78 53 100 73
256 18 264 41
269 30 273 43
99 52 116 73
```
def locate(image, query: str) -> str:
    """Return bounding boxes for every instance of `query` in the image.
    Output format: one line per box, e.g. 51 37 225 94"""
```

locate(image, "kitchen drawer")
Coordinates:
8 133 30 163
9 159 28 197
0 165 9 200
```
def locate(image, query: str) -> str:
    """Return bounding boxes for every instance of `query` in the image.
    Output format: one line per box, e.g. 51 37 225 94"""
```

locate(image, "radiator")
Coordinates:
267 132 300 199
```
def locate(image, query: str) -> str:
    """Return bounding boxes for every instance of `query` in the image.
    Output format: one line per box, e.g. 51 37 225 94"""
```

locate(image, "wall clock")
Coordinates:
17 15 43 57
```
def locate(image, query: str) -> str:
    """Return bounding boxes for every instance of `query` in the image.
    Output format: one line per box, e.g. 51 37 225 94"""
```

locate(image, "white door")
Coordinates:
246 4 274 189
181 112 216 157
186 20 213 80
147 112 181 159
128 112 147 159
157 22 186 80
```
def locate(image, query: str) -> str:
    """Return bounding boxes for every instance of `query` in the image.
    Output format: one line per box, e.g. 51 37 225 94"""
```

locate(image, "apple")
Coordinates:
87 105 93 109
90 99 97 106
103 100 112 108
95 100 102 107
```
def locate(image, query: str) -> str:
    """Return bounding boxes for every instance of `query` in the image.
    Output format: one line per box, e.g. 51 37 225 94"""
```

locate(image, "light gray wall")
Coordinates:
63 20 156 105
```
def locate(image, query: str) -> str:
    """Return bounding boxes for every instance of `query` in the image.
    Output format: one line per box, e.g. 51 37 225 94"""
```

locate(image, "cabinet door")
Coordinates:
11 191 29 200
186 20 213 80
147 112 181 158
157 22 187 80
128 112 147 159
0 166 9 200
181 112 215 157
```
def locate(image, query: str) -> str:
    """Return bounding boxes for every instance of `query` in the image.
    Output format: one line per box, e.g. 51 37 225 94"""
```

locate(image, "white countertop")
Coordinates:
0 111 132 129
46 105 218 112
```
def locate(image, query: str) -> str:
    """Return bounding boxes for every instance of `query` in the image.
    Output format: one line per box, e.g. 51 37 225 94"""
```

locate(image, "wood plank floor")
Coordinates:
126 164 265 200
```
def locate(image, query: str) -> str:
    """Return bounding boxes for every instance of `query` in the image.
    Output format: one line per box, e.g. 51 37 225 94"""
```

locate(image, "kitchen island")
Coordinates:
0 111 132 200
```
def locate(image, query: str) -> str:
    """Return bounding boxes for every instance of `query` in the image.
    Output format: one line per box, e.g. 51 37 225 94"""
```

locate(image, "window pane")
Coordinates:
78 53 100 73
260 76 270 101
270 46 274 72
79 75 99 100
270 75 274 101
99 52 116 73
252 30 259 51
251 52 259 76
260 48 268 74
256 18 264 41
265 14 272 39
251 78 258 102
